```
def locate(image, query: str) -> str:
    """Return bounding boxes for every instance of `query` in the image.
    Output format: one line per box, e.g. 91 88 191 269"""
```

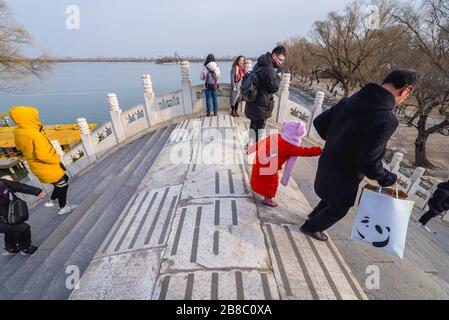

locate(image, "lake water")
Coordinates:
0 62 233 125
0 62 317 126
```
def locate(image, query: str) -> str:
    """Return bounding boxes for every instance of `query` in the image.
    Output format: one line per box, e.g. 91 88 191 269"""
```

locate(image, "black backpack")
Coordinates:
240 69 259 102
0 181 29 225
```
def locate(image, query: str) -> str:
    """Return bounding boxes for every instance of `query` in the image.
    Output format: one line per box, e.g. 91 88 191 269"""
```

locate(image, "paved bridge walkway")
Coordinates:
69 113 367 300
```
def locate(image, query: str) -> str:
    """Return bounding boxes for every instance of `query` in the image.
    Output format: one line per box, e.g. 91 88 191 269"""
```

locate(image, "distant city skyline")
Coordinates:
5 0 354 58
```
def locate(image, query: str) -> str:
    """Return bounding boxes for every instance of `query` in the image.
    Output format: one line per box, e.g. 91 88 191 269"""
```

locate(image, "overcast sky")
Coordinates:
5 0 354 58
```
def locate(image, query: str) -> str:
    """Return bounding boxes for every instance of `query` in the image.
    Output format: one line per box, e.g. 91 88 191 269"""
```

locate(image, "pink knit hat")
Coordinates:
281 120 307 146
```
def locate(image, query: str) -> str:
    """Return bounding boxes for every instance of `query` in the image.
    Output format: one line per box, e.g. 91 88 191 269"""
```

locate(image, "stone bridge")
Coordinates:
0 60 441 299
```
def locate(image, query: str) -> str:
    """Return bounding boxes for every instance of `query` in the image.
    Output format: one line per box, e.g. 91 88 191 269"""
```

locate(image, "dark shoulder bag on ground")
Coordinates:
0 181 29 225
240 69 259 102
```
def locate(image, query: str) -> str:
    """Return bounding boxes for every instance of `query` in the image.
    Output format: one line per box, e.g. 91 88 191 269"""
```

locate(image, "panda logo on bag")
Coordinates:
355 216 391 248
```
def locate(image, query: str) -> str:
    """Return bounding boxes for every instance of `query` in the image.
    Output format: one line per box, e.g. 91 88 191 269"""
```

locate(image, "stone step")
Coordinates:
0 134 150 296
16 126 172 300
4 125 173 299
31 135 149 238
41 126 174 299
263 223 366 300
0 136 150 295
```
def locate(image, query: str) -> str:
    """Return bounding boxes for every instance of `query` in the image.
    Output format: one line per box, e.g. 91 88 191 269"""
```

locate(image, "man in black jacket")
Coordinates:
0 176 45 256
245 46 286 143
301 69 419 241
417 181 449 232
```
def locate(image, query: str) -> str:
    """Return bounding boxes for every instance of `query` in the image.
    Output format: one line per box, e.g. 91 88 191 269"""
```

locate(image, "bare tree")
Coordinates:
393 0 449 168
309 0 399 97
282 36 320 82
0 0 51 91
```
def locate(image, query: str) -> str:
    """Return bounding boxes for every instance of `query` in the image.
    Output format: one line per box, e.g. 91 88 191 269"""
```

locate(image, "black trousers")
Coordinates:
302 199 352 233
249 119 267 143
50 174 69 208
419 209 441 226
1 222 32 250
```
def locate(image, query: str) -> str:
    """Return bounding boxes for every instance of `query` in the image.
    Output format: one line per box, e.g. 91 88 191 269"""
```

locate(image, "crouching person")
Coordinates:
0 176 45 256
417 180 449 233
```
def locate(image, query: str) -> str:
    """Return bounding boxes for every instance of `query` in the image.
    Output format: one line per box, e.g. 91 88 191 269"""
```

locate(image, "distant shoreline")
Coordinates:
41 58 247 63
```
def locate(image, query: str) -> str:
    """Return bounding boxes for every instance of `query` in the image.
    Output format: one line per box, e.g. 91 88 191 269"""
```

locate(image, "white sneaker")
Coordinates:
416 221 432 233
58 204 78 216
45 199 57 208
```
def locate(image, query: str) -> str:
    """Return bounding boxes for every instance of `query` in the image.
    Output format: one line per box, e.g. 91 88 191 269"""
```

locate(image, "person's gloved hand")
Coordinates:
377 171 398 187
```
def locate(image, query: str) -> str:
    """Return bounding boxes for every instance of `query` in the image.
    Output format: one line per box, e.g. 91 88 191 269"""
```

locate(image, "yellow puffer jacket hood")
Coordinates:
9 106 43 130
9 106 65 184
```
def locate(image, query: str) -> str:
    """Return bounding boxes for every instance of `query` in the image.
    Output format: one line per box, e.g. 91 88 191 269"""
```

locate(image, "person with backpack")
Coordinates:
200 54 222 117
9 106 75 216
243 46 286 143
230 55 246 117
0 175 45 256
417 181 449 232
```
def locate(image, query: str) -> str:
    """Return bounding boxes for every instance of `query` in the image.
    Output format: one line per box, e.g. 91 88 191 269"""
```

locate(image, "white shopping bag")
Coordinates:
351 184 414 258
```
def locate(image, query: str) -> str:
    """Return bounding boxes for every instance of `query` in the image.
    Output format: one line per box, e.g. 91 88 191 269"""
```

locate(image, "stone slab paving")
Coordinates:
161 197 269 272
69 248 162 300
97 184 183 258
70 113 367 300
152 270 280 300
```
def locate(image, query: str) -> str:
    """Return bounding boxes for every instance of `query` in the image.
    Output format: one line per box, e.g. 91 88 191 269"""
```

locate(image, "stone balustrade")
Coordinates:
383 152 448 219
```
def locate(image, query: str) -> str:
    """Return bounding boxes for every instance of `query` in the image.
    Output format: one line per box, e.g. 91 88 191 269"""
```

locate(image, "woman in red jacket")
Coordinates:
249 120 321 207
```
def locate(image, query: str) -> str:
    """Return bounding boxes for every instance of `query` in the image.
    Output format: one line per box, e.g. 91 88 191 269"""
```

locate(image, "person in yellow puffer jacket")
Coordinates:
9 106 75 216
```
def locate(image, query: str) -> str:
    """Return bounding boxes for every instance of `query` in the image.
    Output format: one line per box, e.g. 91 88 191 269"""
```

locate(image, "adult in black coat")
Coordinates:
418 181 449 229
0 177 44 256
301 69 419 241
245 46 286 142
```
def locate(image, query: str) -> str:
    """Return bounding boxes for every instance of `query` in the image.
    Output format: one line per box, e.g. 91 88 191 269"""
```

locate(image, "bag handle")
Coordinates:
378 182 399 199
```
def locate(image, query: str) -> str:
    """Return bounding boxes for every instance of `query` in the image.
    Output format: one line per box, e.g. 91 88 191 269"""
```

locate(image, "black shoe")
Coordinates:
300 226 329 241
20 245 38 256
214 112 217 116
206 112 211 117
3 247 20 256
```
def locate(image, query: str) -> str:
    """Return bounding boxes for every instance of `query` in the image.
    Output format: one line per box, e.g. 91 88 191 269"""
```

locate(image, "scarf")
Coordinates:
280 121 307 186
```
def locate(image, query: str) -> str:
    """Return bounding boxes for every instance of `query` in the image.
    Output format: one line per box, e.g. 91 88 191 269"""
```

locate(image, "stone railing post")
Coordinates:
181 61 193 115
142 74 157 127
50 139 72 177
407 167 425 195
276 73 291 122
241 59 252 115
307 91 326 141
107 93 126 143
390 152 404 174
244 59 252 72
77 118 97 163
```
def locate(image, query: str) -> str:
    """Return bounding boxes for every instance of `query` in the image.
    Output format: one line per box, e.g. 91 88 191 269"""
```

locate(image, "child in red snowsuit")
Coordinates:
248 120 321 207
